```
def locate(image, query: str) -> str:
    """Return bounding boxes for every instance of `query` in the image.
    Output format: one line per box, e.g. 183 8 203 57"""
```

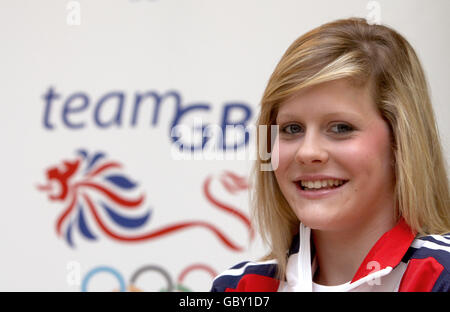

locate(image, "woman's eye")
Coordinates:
282 124 303 134
330 123 354 134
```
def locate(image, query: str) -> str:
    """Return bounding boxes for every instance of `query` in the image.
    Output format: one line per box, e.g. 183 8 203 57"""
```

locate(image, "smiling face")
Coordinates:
272 78 396 232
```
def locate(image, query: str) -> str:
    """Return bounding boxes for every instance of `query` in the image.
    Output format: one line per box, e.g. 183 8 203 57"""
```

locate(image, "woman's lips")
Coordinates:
294 180 348 199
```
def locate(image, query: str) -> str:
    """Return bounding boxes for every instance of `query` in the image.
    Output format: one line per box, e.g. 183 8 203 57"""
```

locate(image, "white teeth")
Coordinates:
300 179 345 189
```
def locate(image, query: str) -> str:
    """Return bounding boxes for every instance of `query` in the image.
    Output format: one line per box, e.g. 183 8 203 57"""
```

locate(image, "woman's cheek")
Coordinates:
334 139 373 172
285 143 301 169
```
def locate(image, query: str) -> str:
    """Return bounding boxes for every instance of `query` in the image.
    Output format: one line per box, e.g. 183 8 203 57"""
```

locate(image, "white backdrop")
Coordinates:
0 0 449 291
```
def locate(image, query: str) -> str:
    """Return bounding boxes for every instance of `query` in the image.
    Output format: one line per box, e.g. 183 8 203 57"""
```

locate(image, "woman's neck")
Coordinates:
311 213 396 286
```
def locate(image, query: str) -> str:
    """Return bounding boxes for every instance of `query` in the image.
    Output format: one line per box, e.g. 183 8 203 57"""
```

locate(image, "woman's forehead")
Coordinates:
276 79 376 121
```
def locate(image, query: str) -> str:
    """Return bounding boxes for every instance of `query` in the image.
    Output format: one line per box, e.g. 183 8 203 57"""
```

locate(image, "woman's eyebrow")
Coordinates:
276 111 363 123
322 111 364 121
275 113 297 123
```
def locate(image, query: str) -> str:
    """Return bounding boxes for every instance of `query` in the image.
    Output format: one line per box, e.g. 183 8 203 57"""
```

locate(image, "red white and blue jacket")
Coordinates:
211 219 450 292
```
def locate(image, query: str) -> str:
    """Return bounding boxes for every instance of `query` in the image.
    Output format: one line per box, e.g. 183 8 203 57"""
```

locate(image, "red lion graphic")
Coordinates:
37 149 253 251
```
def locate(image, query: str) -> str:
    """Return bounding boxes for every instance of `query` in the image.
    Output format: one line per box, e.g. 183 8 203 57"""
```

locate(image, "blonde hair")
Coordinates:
251 17 450 280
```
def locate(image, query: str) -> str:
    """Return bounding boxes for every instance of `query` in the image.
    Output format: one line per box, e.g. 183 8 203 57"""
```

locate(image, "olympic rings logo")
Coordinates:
81 263 217 292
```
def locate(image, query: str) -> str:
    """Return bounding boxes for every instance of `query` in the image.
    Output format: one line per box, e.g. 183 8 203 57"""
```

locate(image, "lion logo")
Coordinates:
37 149 253 251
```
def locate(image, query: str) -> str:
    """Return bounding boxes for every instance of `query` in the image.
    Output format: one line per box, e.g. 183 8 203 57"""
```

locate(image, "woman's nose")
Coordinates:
294 131 329 165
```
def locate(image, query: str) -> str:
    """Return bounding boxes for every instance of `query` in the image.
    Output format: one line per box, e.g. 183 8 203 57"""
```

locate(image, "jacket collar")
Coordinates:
350 218 416 282
284 218 416 290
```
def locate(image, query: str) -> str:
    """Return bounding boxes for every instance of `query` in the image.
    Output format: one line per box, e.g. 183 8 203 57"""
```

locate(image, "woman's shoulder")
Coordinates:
408 233 450 265
403 233 450 291
210 259 280 292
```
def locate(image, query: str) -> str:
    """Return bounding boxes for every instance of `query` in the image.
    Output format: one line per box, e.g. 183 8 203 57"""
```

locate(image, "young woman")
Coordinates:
211 18 450 292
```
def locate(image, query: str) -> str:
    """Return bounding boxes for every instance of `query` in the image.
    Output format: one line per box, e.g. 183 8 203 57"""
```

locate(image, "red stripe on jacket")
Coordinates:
398 257 444 292
225 274 279 292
